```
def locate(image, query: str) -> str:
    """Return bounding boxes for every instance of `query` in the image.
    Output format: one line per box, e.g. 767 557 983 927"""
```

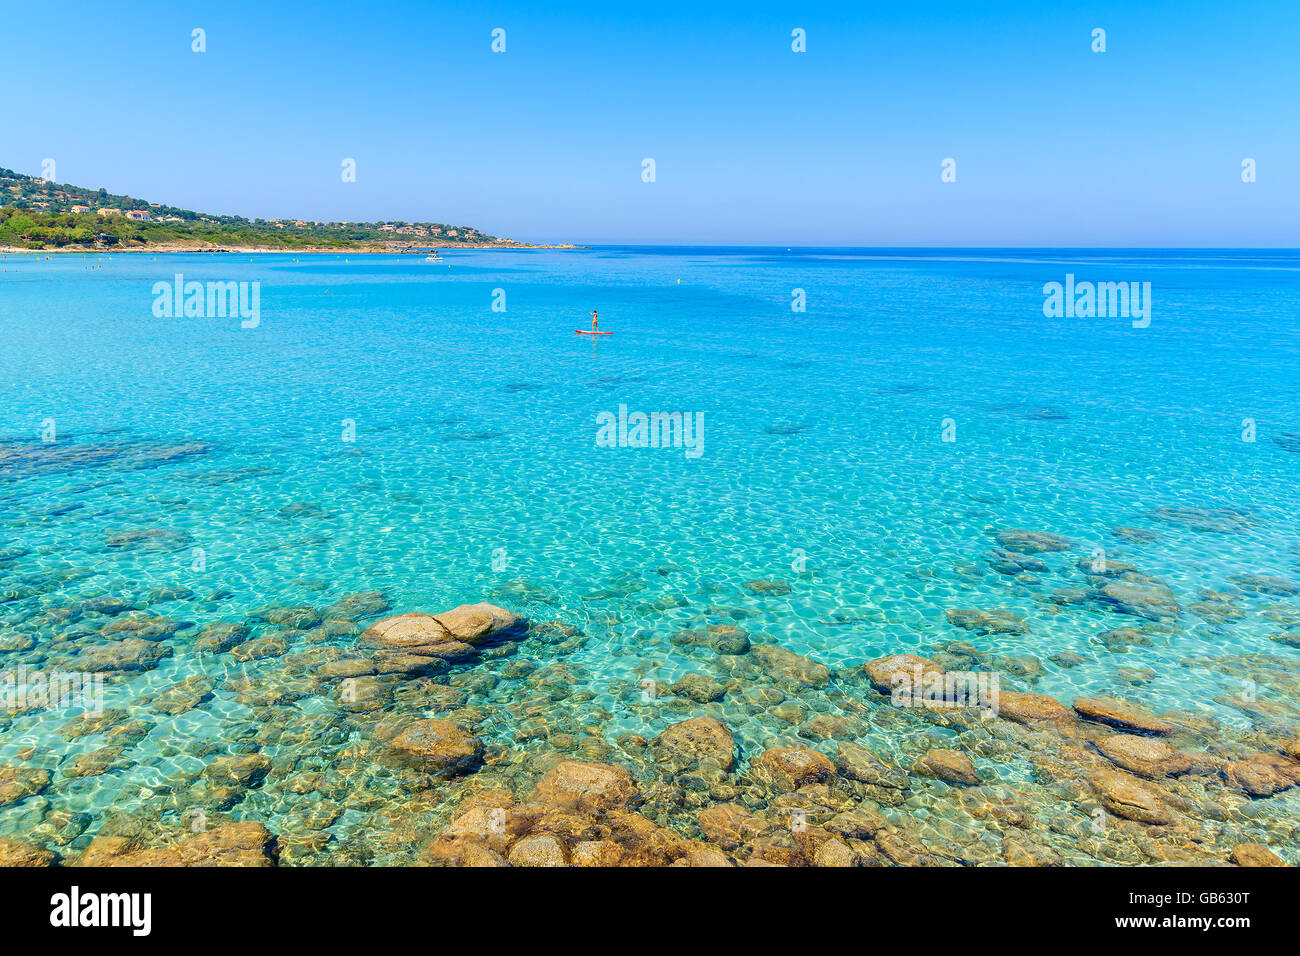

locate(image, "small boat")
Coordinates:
424 252 442 262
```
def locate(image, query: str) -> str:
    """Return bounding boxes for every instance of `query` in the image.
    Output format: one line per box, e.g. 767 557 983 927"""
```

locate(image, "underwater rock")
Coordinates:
753 747 835 790
1221 754 1300 798
203 753 271 794
530 760 639 813
390 719 484 776
1090 769 1173 824
1073 696 1173 736
195 622 249 653
99 615 187 642
697 803 771 849
143 677 215 716
0 837 56 867
1097 627 1155 652
861 654 945 694
80 596 136 616
706 624 751 655
750 643 830 687
913 749 980 786
945 607 1029 635
147 585 195 604
744 579 792 595
651 717 736 772
995 691 1074 727
825 807 888 840
0 765 51 806
0 633 36 653
679 846 732 867
1095 735 1193 778
316 657 376 679
1149 506 1249 534
987 548 1049 575
1230 844 1287 867
995 530 1073 553
1090 576 1181 621
1048 650 1087 668
798 712 860 741
813 838 863 867
323 591 392 621
833 742 910 789
304 620 363 643
670 626 751 656
230 634 289 662
1113 526 1159 543
74 821 276 867
71 638 172 673
63 745 126 779
104 528 195 552
1230 573 1300 597
251 605 322 629
1001 835 1063 867
362 603 522 666
669 673 726 703
1116 667 1156 685
507 834 567 866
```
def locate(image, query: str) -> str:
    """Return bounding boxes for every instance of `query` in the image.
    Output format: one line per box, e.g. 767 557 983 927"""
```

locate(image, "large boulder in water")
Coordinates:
390 719 484 775
530 760 639 812
361 603 523 670
651 717 736 772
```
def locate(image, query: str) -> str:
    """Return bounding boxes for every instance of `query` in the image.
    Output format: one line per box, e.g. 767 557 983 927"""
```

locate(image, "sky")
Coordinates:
4 0 1299 245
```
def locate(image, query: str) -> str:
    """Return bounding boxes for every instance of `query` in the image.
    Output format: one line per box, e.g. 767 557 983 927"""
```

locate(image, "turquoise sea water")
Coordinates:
2 248 1299 861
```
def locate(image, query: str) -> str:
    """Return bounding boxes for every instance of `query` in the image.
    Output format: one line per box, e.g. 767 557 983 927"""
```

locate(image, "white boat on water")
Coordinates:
424 252 442 262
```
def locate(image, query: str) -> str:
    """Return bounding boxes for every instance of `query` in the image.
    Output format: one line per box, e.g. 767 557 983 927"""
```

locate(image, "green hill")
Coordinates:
0 167 527 251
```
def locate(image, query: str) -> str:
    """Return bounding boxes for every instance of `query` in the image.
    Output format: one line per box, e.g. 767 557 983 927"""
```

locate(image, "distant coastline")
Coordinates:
1 243 585 254
1 166 578 253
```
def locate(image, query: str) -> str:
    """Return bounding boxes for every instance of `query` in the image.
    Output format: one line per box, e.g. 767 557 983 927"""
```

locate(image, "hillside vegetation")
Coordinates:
0 167 523 250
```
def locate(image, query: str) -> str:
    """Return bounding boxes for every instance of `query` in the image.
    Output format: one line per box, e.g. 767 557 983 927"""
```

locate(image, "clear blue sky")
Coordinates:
6 1 1298 245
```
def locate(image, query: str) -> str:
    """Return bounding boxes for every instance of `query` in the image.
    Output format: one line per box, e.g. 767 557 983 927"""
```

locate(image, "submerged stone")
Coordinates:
0 837 56 867
995 530 1073 553
913 749 980 786
945 607 1028 635
1073 696 1173 736
390 719 484 776
74 821 276 867
531 760 638 813
1096 735 1192 778
753 747 835 790
669 673 726 703
0 765 51 806
651 717 736 772
750 643 829 687
1090 769 1172 824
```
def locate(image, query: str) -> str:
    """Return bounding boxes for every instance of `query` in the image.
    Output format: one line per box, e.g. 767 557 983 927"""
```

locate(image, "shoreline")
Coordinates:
1 243 586 255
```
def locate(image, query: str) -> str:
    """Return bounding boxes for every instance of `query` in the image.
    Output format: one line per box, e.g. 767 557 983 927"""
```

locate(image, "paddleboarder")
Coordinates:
590 310 598 333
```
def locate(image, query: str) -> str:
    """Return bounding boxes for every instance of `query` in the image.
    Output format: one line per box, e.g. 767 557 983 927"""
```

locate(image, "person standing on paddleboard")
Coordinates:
590 310 598 333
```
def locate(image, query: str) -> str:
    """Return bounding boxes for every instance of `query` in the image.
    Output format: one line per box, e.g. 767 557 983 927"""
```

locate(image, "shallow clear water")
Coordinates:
2 247 1299 861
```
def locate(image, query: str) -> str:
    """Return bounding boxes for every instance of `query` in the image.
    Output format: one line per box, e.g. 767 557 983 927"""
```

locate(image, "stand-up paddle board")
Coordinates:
575 330 613 335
